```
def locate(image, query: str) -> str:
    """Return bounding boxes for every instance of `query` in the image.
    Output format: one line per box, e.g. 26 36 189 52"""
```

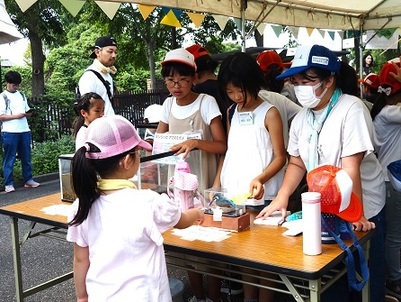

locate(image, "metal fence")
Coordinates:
32 89 169 142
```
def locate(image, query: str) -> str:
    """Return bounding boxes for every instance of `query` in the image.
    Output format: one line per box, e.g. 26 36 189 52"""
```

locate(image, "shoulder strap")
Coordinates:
86 69 113 101
321 217 369 292
2 93 10 110
228 103 237 124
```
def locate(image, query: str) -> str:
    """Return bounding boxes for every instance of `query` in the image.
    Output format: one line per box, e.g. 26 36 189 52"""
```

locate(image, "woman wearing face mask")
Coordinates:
257 45 386 302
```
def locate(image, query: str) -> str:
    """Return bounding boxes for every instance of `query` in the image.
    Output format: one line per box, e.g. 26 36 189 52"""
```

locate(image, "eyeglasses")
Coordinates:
164 79 191 88
128 150 141 157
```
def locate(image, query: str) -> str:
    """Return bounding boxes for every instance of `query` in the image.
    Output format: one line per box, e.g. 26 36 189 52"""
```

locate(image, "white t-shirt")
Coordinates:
75 125 87 151
78 62 115 116
373 103 401 181
160 94 221 126
289 93 385 219
0 90 30 133
67 189 181 302
259 90 301 148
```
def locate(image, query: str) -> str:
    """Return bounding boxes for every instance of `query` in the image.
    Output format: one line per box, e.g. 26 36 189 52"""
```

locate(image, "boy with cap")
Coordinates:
78 36 117 116
156 48 226 302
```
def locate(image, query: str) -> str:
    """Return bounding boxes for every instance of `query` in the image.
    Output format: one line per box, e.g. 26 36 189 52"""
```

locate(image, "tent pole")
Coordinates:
241 0 247 52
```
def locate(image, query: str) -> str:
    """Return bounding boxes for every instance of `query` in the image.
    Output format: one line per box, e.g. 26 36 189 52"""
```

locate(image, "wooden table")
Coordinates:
0 193 372 302
163 213 372 302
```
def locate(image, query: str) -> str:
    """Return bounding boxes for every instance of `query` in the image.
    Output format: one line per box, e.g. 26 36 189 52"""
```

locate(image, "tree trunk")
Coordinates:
147 42 157 90
28 31 45 101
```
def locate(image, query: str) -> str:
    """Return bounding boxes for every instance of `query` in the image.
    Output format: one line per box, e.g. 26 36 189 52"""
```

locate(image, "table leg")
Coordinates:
10 217 24 302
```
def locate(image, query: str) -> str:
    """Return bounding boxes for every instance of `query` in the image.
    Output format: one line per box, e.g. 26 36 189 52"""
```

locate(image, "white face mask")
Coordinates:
294 81 328 109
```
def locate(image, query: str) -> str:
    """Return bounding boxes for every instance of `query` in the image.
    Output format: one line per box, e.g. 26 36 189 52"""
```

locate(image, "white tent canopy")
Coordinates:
103 0 401 31
0 0 23 45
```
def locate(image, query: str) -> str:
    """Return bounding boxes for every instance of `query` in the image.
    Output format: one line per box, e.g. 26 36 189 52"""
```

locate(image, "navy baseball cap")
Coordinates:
277 45 341 80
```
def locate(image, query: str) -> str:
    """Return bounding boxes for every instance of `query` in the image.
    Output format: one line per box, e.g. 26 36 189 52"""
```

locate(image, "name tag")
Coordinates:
238 112 254 125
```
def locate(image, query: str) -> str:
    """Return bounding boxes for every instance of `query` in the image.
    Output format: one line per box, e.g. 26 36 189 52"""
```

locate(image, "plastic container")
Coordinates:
302 192 322 255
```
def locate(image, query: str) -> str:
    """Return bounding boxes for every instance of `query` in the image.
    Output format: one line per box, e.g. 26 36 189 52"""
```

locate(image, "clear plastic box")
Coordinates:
58 154 76 202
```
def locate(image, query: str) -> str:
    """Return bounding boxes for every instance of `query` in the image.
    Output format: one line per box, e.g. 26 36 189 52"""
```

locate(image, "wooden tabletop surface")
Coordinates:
0 192 371 280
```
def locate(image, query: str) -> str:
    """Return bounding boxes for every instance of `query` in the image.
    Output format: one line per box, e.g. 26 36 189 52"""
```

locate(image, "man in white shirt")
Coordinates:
0 71 40 193
78 36 117 116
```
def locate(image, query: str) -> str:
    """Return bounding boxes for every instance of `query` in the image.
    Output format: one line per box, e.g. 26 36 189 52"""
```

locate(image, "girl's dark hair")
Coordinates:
298 63 353 94
370 87 401 121
195 55 219 77
69 144 133 225
218 52 266 104
337 61 359 97
72 93 103 138
161 62 196 78
370 93 387 121
363 53 374 66
262 65 284 93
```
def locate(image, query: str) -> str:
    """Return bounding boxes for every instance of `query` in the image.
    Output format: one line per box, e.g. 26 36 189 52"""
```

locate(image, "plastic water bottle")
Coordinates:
302 192 322 255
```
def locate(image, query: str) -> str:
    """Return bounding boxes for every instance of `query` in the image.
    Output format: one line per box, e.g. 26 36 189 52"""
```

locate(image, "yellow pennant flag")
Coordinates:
137 4 156 20
59 0 85 17
14 0 37 12
306 27 315 37
95 1 120 20
160 10 181 28
186 12 205 28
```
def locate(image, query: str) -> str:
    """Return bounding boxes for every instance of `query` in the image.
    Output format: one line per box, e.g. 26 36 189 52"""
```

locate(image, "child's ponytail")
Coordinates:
69 144 100 225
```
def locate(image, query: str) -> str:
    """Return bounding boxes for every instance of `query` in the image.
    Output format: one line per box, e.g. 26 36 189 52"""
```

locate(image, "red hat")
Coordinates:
256 50 283 72
307 165 363 223
185 44 210 60
358 73 380 89
378 62 401 96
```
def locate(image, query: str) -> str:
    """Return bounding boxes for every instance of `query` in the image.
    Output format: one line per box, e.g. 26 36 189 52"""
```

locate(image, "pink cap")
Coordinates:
85 115 152 159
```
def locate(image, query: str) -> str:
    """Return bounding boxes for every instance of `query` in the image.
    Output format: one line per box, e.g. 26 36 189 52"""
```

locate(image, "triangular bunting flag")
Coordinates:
161 7 170 15
172 8 183 19
376 28 397 39
95 1 120 20
160 10 181 28
137 4 156 20
271 25 283 37
256 23 267 35
186 12 205 28
306 27 314 37
288 26 299 39
59 0 85 17
212 14 229 30
317 29 325 39
327 30 336 41
14 0 37 12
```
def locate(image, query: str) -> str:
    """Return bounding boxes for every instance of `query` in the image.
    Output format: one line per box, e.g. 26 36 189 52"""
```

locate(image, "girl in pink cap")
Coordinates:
67 115 203 302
